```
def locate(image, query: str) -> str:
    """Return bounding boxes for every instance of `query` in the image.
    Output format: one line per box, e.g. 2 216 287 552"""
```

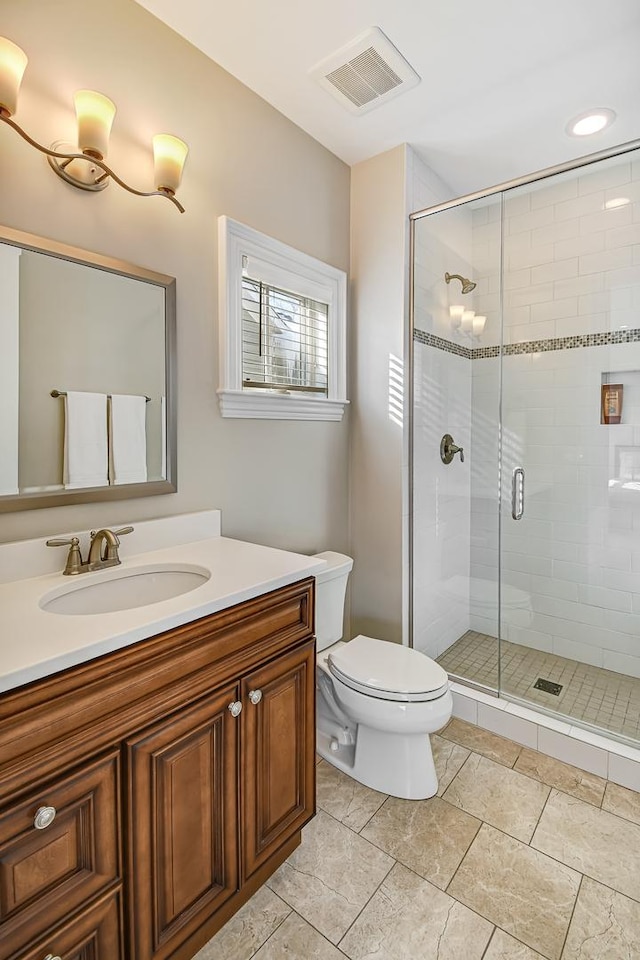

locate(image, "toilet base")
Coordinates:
316 654 453 800
357 725 439 799
317 720 442 800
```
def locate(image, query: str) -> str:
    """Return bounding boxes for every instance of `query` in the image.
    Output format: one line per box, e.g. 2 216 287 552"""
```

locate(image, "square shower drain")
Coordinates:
533 678 563 696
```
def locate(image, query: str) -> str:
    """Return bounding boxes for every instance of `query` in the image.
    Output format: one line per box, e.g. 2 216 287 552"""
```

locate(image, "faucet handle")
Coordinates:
45 536 84 575
90 526 134 540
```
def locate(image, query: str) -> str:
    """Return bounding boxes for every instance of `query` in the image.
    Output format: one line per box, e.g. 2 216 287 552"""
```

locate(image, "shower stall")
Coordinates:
410 140 640 747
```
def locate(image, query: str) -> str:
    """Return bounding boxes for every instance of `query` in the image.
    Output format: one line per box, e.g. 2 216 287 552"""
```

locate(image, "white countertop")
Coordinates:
0 533 325 694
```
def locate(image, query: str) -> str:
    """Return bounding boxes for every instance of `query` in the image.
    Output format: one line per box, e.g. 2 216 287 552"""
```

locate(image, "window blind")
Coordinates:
241 276 329 395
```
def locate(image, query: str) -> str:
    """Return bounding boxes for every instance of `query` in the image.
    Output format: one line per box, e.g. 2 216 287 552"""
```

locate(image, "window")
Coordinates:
241 275 328 395
217 217 348 420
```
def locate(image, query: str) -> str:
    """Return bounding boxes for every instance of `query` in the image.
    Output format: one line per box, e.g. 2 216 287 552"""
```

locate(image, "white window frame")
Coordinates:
217 216 348 420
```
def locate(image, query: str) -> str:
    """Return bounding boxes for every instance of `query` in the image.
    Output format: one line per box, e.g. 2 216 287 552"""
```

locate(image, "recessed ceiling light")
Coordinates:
566 108 616 137
604 197 630 210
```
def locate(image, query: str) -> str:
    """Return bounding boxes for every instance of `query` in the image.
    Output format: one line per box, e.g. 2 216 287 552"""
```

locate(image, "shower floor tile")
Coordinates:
437 631 640 742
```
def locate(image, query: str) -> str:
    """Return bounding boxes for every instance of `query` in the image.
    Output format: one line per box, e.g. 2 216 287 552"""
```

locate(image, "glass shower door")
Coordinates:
498 151 640 742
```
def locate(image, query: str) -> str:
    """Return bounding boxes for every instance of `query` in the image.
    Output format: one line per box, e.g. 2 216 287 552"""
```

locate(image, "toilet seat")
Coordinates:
327 635 449 703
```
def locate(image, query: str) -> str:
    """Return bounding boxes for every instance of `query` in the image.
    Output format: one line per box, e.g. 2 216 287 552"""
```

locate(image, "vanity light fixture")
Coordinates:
460 309 475 334
451 307 485 338
449 304 464 328
0 36 188 212
472 315 486 336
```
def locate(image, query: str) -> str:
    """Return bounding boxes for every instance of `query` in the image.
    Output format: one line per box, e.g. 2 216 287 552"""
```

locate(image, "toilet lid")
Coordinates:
327 635 449 703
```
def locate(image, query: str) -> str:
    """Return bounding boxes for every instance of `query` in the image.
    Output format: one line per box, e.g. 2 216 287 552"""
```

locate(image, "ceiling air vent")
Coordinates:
310 27 420 115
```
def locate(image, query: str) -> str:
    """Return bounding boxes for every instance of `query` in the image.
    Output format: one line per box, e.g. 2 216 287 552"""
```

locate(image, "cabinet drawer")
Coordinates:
0 751 120 960
16 889 122 960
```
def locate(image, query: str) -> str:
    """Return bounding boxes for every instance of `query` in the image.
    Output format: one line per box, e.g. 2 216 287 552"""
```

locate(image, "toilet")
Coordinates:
314 551 453 800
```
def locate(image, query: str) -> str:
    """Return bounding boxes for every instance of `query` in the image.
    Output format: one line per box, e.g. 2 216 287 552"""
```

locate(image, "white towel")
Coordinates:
108 394 148 485
160 395 166 480
63 391 108 489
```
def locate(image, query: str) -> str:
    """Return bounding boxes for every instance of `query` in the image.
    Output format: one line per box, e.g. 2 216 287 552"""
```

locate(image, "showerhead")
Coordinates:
445 271 476 295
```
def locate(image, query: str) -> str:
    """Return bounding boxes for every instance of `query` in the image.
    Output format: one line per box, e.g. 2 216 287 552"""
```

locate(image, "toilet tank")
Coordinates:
313 551 354 652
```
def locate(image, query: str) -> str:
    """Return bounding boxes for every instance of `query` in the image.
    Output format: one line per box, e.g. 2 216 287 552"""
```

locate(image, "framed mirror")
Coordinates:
0 224 176 513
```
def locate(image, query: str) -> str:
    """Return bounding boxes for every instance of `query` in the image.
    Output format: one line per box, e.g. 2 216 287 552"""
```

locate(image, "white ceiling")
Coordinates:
135 0 640 199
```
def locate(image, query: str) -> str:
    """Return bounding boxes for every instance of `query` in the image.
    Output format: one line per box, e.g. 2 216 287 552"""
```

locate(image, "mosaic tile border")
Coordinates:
473 345 501 359
503 329 640 356
414 327 640 359
414 329 471 359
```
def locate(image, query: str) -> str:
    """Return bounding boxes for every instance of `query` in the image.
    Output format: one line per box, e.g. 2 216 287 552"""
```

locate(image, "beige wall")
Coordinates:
349 146 408 644
1 0 350 556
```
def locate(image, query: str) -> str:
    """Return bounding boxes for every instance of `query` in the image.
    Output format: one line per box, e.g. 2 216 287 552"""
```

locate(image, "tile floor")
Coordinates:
194 718 640 960
438 629 640 741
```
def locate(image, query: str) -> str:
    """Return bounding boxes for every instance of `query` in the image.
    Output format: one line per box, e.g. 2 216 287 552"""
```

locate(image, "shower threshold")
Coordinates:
437 630 640 743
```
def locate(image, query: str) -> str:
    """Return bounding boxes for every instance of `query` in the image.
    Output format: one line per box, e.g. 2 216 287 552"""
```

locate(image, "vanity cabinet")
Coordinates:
0 578 315 960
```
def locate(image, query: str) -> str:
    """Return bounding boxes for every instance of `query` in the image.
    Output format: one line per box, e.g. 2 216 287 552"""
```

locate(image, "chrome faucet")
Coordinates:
46 526 134 575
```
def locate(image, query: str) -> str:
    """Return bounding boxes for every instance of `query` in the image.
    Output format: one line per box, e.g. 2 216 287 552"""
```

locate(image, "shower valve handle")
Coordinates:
440 434 464 464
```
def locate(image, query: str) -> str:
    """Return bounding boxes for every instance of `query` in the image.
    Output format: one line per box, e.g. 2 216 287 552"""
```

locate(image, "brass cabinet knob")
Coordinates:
228 701 243 718
33 805 57 830
248 689 262 705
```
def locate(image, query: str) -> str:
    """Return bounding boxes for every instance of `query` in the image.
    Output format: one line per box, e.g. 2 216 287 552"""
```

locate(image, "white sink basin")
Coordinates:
40 563 211 616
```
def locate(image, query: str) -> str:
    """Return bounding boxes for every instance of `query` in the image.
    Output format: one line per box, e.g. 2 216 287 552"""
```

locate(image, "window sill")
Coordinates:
217 390 349 421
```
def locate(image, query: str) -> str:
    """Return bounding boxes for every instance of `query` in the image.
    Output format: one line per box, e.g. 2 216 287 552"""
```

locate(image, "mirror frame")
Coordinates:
0 224 177 513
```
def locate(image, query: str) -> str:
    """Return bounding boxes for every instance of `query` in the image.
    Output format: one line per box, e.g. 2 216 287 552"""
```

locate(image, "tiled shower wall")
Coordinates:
414 338 471 658
414 149 640 678
412 195 473 660
473 156 640 346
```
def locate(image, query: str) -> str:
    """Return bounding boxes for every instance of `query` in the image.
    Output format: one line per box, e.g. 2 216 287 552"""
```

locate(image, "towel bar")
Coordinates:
51 389 151 402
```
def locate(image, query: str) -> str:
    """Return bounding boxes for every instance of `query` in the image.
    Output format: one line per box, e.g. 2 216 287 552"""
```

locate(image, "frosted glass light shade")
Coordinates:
461 309 475 333
74 90 116 159
0 37 28 117
153 134 188 194
472 315 486 335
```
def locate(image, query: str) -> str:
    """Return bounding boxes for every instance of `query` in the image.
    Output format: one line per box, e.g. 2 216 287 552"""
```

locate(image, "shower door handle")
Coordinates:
512 467 525 520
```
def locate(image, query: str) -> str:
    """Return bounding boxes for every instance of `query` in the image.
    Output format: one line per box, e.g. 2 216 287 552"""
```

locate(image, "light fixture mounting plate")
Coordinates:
47 140 109 192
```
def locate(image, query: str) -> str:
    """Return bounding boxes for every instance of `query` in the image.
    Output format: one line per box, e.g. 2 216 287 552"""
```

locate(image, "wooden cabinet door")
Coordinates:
18 891 122 960
126 683 239 960
0 751 120 960
241 640 315 881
